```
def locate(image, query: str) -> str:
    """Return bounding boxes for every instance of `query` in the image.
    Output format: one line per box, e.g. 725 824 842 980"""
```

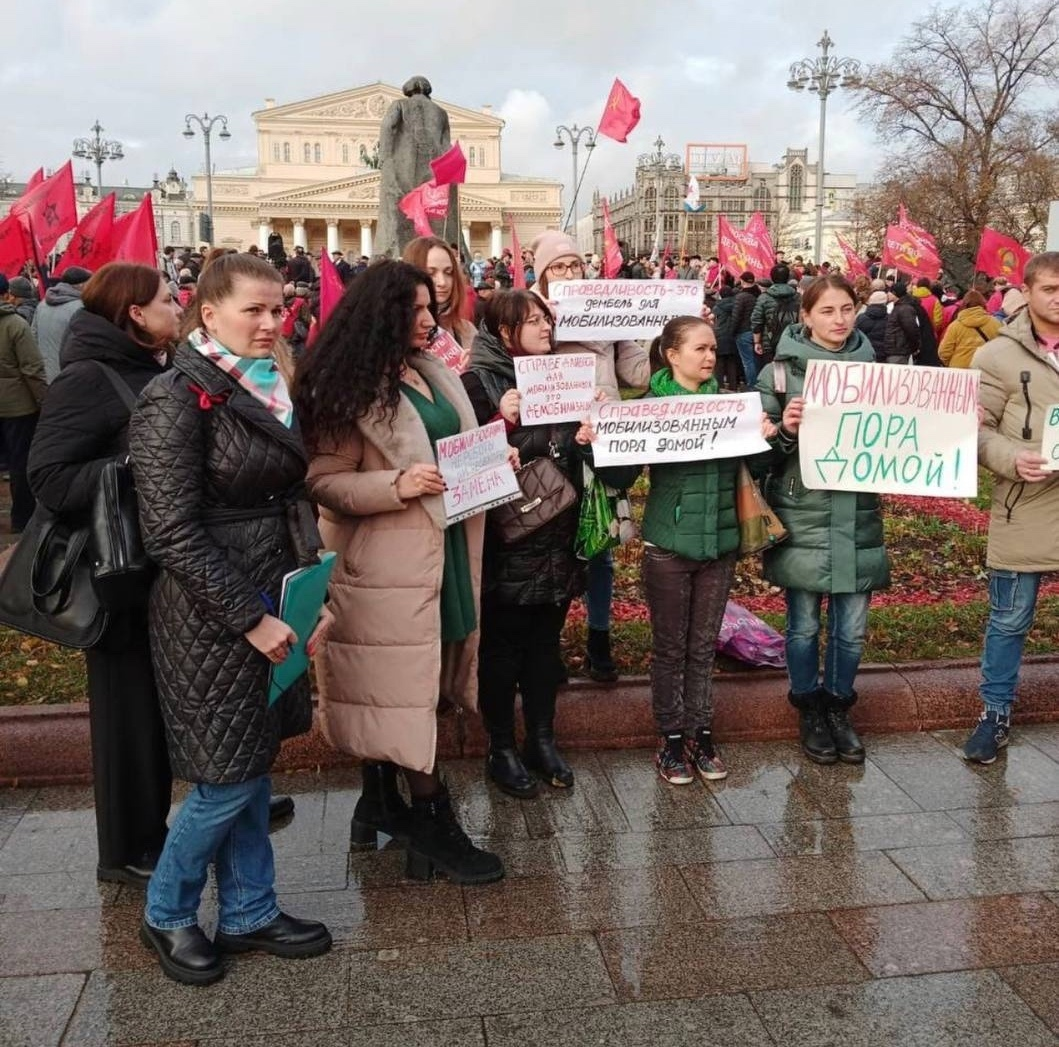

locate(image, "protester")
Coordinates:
711 273 740 391
461 290 586 797
32 265 91 382
731 270 760 388
129 253 333 985
294 260 503 885
8 276 39 325
285 244 313 284
751 264 801 375
963 252 1059 763
855 289 890 361
177 272 196 309
530 230 650 681
27 264 182 887
756 276 890 765
938 291 1002 368
884 281 922 364
911 277 943 337
402 236 476 356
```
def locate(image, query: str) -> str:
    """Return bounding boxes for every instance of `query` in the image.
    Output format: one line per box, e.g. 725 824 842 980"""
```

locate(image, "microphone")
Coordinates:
1020 371 1032 440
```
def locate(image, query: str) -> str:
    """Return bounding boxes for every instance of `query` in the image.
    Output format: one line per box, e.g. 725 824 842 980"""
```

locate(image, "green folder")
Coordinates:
267 551 337 705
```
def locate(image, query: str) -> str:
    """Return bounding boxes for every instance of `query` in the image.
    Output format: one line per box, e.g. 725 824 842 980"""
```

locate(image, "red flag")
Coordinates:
318 249 344 328
25 168 44 192
718 215 773 280
510 223 526 289
430 143 467 187
111 194 158 267
741 213 776 273
11 161 78 256
0 214 33 278
975 227 1030 285
835 234 869 280
53 193 116 276
601 197 622 278
881 224 941 281
744 212 774 261
597 78 641 143
399 185 434 237
897 204 938 253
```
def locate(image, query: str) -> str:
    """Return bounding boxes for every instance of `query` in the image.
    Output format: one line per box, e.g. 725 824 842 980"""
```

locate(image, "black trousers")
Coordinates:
477 599 567 743
84 609 172 869
0 413 38 532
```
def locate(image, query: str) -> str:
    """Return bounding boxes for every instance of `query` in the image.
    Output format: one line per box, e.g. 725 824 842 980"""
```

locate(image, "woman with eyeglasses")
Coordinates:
528 231 650 683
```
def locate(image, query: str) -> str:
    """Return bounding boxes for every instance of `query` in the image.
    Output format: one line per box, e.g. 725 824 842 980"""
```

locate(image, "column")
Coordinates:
360 220 373 258
461 224 472 249
326 219 340 255
257 218 273 251
490 221 502 258
293 218 307 250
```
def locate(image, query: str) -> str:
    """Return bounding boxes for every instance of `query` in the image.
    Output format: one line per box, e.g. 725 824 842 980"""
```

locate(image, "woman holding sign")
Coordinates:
295 260 504 886
462 289 589 796
403 236 476 370
755 275 891 766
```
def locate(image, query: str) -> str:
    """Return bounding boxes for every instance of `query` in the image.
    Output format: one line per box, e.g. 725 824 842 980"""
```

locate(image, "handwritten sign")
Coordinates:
590 392 770 468
436 420 520 524
514 354 596 425
426 328 465 373
550 279 703 341
1041 403 1059 471
798 359 979 497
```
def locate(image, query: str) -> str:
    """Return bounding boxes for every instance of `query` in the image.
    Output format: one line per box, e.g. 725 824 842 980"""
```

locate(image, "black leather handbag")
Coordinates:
489 456 577 545
0 506 109 648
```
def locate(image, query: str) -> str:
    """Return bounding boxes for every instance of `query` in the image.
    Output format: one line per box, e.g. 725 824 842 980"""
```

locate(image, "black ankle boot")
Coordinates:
522 726 574 788
405 786 505 885
789 689 838 764
351 761 412 848
824 690 865 763
585 627 618 683
486 743 540 798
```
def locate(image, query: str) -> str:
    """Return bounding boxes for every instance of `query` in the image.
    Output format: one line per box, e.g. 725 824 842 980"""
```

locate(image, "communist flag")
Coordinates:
976 227 1030 285
11 160 78 256
742 212 775 271
25 168 44 192
597 78 641 143
881 224 941 281
897 203 938 253
601 198 622 278
111 194 158 267
0 214 33 278
54 193 116 275
430 143 467 187
718 215 772 280
836 234 869 280
510 222 526 289
318 249 344 328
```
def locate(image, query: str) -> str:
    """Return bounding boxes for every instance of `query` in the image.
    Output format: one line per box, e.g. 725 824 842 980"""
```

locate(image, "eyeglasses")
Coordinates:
547 260 584 275
521 315 551 327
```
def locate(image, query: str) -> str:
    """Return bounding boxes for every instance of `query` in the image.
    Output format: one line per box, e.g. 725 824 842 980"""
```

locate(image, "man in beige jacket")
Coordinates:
965 252 1059 763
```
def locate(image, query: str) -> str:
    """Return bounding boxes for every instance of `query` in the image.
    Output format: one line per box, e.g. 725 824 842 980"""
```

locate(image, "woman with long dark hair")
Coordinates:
294 260 503 885
28 263 181 887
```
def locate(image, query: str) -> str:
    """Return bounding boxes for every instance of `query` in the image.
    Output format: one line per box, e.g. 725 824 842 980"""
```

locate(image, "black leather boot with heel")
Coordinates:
350 761 412 848
404 785 505 885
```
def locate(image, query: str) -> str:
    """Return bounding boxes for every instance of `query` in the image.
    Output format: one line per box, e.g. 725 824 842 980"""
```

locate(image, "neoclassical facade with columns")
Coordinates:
192 82 562 258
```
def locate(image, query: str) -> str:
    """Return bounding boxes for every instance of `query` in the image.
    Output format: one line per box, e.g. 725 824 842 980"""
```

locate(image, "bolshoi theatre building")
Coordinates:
192 82 562 258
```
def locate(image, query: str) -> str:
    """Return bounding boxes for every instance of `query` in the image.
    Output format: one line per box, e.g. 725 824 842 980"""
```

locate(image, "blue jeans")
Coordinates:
585 550 614 632
785 590 870 699
980 569 1040 715
145 775 279 935
736 331 757 388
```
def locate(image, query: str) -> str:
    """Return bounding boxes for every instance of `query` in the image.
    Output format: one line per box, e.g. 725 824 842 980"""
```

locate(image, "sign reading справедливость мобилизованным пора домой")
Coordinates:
550 280 703 341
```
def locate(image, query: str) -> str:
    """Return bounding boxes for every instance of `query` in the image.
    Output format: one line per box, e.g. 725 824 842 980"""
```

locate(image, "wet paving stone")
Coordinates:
946 801 1059 841
0 871 119 913
0 972 85 1047
203 1019 487 1047
999 962 1059 1035
758 810 969 857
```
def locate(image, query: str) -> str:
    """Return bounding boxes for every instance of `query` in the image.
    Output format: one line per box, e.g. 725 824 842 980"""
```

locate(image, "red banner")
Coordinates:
881 224 941 281
11 160 78 257
718 215 772 280
430 143 467 187
597 78 641 143
0 214 33 278
601 198 622 279
318 249 344 328
53 193 116 276
110 194 158 267
744 212 775 264
510 222 526 289
975 227 1030 284
836 234 869 280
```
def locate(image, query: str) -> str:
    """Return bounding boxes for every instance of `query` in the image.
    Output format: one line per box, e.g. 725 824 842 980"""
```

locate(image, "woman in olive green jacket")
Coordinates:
756 276 891 767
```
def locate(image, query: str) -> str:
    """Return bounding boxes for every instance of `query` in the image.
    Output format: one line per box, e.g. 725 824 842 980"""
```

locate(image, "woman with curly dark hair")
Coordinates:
294 260 503 885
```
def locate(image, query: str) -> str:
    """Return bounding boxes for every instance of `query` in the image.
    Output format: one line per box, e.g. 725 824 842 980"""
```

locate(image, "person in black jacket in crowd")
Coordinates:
129 253 334 985
885 280 942 366
731 270 760 388
856 289 890 361
461 290 591 797
27 264 181 888
711 273 739 390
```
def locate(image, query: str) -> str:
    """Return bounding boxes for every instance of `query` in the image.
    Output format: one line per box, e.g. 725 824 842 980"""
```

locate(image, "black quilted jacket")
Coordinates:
128 344 320 784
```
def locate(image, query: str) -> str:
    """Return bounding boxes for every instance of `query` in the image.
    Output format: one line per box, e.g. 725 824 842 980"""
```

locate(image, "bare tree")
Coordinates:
856 0 1059 269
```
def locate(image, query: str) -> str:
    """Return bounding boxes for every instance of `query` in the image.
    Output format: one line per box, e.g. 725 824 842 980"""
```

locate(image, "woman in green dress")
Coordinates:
294 260 503 885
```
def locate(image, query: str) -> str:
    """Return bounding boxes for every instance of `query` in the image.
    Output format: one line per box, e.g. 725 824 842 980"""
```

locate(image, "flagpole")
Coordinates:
560 144 598 234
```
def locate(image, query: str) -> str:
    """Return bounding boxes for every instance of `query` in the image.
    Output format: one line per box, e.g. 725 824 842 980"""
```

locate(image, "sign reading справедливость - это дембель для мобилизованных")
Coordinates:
797 359 980 497
436 420 521 524
550 280 703 341
589 392 770 468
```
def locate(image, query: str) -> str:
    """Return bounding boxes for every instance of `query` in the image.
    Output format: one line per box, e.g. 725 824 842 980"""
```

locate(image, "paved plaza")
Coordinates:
1 728 1058 1045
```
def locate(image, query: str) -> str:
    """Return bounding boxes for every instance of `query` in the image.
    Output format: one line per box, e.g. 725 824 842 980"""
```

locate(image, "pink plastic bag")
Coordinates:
717 600 786 667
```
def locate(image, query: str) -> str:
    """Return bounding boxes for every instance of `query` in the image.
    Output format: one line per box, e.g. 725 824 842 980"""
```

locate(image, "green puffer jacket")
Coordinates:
755 324 891 593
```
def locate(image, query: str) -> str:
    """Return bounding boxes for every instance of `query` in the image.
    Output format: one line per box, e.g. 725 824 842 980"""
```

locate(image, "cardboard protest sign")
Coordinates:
437 421 520 524
550 280 703 341
515 354 596 425
426 328 465 372
1041 403 1059 472
798 359 979 497
590 392 769 468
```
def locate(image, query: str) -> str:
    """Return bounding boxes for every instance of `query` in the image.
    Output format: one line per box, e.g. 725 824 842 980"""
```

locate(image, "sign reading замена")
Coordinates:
798 359 979 497
436 421 520 524
550 280 703 341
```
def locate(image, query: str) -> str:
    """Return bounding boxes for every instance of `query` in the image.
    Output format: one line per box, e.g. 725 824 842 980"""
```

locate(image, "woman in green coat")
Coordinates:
756 276 891 766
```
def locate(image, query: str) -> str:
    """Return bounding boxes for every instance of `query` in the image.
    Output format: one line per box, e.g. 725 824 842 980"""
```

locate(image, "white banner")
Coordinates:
1041 403 1059 471
436 421 520 524
515 353 596 425
590 392 770 468
797 359 979 496
550 279 703 341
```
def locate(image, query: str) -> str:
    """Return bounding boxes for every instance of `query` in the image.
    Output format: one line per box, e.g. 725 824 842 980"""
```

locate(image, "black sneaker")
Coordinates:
655 733 694 785
961 710 1010 764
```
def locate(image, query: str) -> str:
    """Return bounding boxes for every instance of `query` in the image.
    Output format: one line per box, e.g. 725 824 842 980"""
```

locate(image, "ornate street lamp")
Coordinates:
183 113 231 245
554 124 597 234
72 121 124 196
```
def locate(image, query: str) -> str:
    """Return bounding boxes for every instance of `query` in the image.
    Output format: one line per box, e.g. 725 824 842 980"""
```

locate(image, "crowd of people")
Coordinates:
1 230 1056 987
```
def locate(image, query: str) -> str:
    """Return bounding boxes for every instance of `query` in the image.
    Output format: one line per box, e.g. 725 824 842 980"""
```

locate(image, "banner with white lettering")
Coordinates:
590 392 769 468
515 354 596 425
426 328 465 372
436 421 521 524
798 359 979 496
550 280 703 341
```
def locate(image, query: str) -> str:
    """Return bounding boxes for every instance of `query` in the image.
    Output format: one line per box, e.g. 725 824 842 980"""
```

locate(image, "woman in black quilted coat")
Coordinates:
461 290 589 799
128 253 333 986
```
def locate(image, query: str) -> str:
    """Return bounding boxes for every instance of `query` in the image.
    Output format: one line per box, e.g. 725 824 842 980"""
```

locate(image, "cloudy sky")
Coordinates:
3 0 913 203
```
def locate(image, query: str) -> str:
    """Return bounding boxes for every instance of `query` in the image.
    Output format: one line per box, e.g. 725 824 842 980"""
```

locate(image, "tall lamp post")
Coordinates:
182 112 231 245
787 30 861 264
553 124 597 235
637 136 681 259
72 121 124 197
